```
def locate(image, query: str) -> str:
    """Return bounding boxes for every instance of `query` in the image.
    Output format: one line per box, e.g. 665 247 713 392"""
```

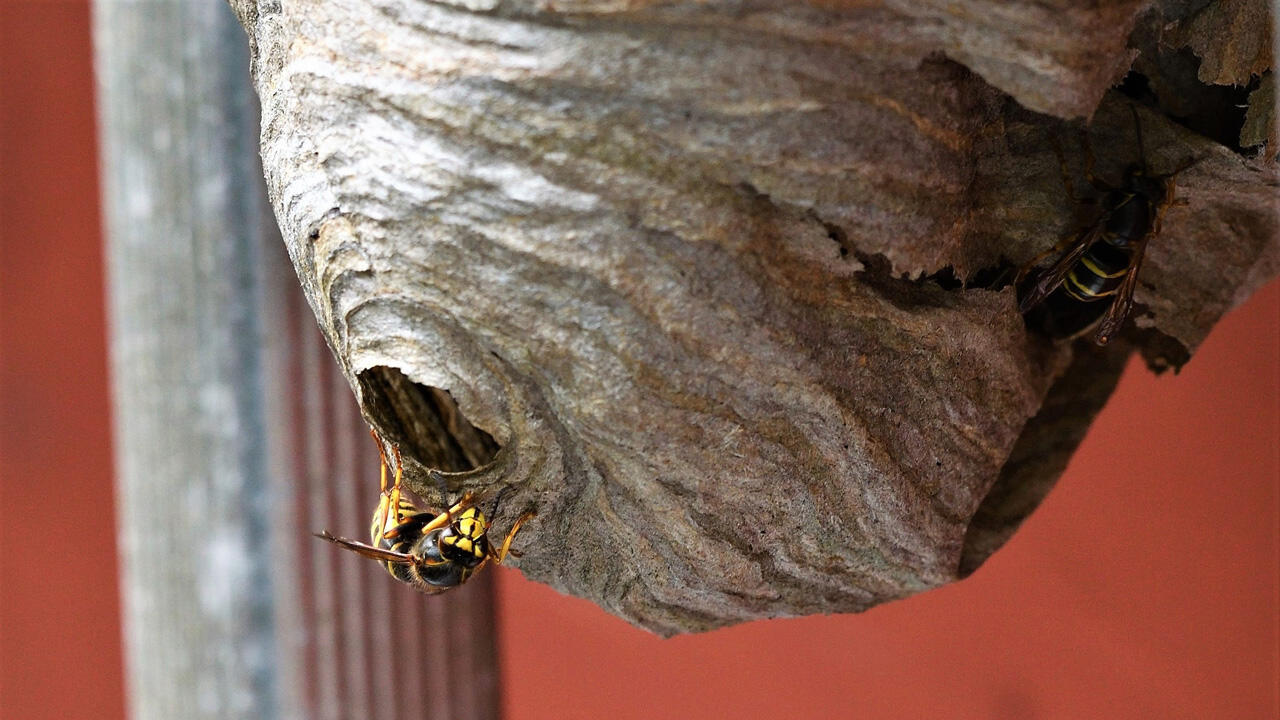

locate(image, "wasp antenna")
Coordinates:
368 427 389 464
425 468 457 524
426 468 450 496
491 484 516 517
389 442 404 475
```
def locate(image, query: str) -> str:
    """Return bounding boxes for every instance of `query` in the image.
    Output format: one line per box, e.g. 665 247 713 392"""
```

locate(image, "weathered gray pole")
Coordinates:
95 1 282 717
95 2 499 718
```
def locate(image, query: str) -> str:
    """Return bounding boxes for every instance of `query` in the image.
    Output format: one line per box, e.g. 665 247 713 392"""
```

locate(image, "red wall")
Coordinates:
0 3 127 719
498 282 1279 719
1 3 1276 719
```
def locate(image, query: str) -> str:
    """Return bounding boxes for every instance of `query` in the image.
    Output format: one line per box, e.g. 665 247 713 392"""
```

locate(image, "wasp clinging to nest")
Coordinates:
1018 104 1199 345
317 431 534 593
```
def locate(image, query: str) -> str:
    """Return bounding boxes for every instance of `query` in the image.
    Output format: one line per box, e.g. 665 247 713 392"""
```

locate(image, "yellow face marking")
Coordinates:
456 508 488 539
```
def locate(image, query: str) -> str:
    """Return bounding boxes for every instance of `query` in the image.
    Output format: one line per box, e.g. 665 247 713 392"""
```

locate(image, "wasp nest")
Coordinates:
230 0 1277 634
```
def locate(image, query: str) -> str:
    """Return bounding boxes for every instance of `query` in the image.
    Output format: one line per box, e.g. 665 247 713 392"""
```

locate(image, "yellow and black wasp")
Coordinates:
317 432 533 593
1019 105 1197 345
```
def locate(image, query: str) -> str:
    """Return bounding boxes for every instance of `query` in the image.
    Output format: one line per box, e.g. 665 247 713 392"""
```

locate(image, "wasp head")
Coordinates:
437 506 491 568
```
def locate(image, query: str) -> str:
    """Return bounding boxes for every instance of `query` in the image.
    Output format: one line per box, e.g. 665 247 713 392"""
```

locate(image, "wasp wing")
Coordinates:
1018 224 1102 314
1094 237 1148 345
315 530 417 565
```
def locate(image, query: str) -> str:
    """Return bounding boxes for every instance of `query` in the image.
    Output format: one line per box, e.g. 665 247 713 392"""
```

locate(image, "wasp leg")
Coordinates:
369 434 395 542
367 429 397 536
387 444 413 527
458 510 533 578
372 441 422 543
1151 175 1183 237
493 512 536 565
415 492 478 536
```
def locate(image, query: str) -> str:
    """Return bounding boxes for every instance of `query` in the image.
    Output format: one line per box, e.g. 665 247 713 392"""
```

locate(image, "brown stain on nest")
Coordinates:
866 94 972 153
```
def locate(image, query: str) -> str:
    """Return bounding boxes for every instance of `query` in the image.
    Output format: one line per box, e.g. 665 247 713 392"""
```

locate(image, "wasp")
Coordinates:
317 432 534 593
1019 105 1197 345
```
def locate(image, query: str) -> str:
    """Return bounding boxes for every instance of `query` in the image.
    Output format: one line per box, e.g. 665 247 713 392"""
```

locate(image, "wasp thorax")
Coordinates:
1122 164 1167 202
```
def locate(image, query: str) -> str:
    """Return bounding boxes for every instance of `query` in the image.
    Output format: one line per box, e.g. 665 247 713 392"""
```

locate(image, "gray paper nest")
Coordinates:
230 0 1277 634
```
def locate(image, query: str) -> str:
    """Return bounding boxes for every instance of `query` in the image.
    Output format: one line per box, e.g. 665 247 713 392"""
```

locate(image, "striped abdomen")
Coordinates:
1062 238 1134 302
1063 190 1151 303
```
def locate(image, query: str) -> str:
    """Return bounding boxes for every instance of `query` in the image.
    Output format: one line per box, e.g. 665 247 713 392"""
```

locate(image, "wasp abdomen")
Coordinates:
1062 239 1133 302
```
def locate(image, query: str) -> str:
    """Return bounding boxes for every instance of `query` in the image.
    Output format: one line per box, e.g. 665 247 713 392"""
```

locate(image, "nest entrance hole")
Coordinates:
356 365 500 474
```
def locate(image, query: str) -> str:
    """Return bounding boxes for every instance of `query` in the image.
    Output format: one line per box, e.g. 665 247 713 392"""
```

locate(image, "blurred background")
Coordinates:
1 2 1276 719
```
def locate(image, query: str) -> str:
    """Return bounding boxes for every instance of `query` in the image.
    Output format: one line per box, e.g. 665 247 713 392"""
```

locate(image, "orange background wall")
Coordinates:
1 3 127 720
1 3 1276 719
